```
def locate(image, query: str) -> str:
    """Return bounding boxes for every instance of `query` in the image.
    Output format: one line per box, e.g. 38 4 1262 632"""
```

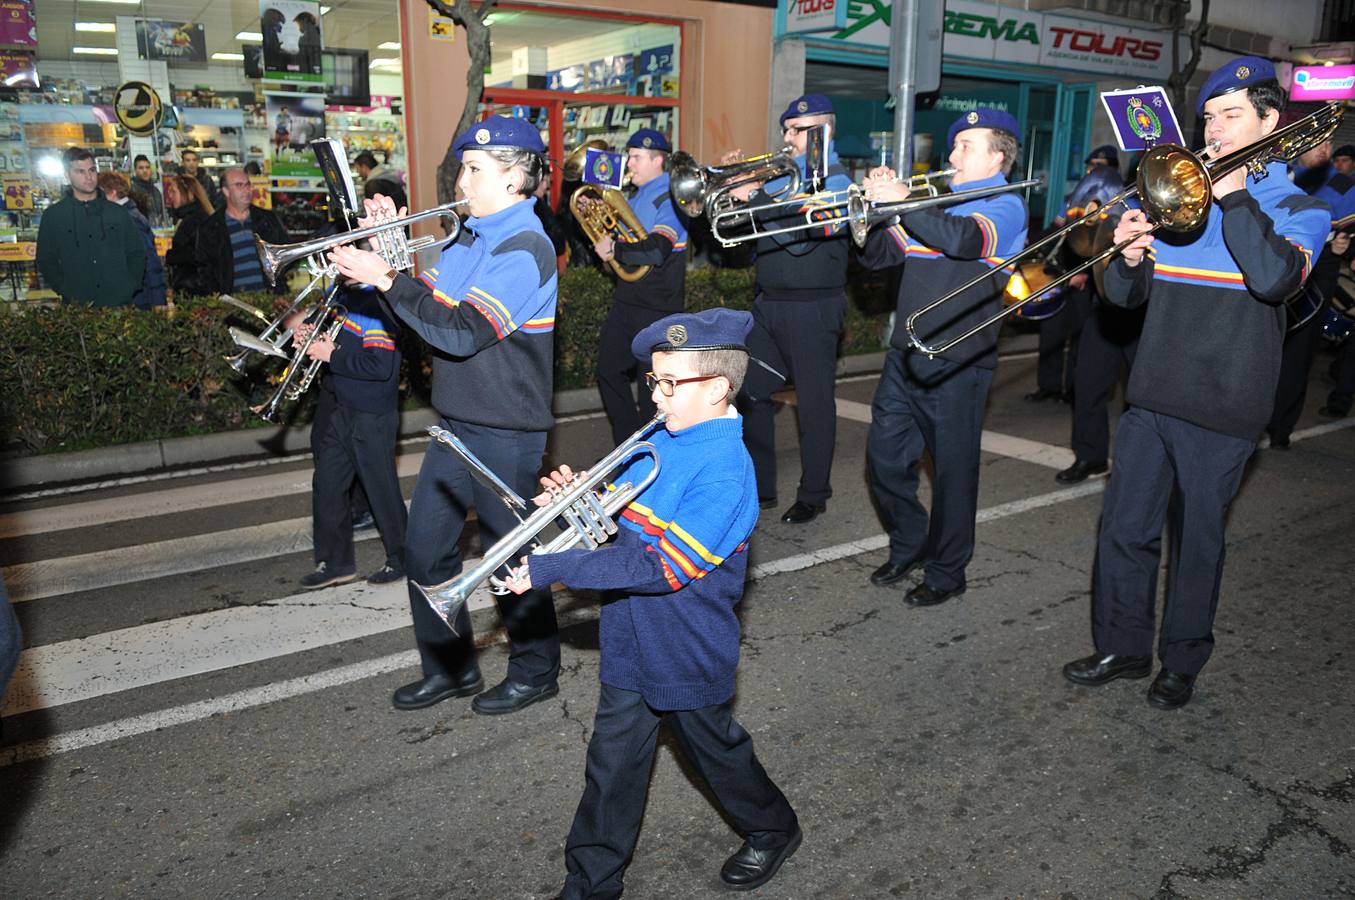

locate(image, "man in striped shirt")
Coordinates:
193 167 288 296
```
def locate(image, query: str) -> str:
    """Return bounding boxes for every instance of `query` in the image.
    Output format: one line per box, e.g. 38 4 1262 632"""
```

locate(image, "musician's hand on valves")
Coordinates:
355 193 405 228
531 465 583 506
1113 209 1154 266
864 167 910 204
503 557 532 595
329 244 393 289
594 235 615 262
720 150 761 202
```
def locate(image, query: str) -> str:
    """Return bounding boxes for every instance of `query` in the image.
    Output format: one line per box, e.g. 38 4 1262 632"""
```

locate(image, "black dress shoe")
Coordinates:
905 582 963 607
1319 404 1350 418
1267 432 1291 450
1024 388 1062 402
1147 669 1196 709
720 826 802 891
780 501 825 524
1062 652 1151 686
471 678 559 715
869 556 922 586
392 669 484 710
1055 459 1109 485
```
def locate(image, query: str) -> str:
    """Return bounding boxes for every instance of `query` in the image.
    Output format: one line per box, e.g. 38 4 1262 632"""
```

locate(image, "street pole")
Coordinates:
888 0 919 176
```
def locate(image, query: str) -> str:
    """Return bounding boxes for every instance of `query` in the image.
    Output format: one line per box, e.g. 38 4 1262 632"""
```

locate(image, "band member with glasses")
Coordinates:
329 116 562 715
1062 57 1331 709
858 108 1029 607
592 129 689 444
725 94 853 525
503 308 801 899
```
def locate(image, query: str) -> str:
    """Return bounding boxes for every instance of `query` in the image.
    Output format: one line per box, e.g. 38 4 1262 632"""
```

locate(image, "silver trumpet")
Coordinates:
250 283 348 423
416 414 667 632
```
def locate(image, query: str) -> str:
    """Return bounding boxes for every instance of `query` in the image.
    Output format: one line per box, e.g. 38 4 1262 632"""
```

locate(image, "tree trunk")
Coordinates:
1168 0 1211 120
424 0 500 205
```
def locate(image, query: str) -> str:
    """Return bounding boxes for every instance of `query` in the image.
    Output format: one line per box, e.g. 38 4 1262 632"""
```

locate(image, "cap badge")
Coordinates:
642 136 652 148
966 111 979 125
474 128 491 145
1235 65 1250 80
796 100 809 113
666 324 688 347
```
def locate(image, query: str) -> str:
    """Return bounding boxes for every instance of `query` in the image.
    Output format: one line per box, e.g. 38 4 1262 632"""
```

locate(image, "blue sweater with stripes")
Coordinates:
526 413 759 711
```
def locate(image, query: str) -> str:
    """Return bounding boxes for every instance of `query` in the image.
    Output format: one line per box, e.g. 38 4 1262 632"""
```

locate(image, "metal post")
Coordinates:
888 0 920 176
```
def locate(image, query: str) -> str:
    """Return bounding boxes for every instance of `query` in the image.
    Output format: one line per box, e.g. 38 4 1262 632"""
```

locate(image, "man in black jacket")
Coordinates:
193 167 289 295
353 151 408 212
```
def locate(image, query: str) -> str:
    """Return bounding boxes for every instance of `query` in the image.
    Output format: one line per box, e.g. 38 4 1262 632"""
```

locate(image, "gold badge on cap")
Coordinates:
474 128 491 145
966 111 980 125
796 100 809 113
642 136 652 148
1235 65 1250 80
666 324 688 347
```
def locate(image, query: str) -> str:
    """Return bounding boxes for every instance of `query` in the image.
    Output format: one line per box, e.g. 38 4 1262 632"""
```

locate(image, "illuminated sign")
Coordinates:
1291 65 1355 102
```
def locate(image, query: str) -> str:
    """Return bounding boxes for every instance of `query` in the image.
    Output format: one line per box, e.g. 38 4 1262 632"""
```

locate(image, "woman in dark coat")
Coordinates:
163 173 214 295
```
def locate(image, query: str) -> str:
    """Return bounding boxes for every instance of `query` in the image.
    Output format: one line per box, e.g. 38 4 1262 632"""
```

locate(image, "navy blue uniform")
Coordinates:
858 174 1028 591
310 284 406 576
595 172 689 443
1097 162 1329 674
382 197 560 687
738 147 853 508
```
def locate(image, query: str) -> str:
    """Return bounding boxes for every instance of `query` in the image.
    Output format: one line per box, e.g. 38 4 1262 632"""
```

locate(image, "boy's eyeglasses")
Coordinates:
644 372 722 397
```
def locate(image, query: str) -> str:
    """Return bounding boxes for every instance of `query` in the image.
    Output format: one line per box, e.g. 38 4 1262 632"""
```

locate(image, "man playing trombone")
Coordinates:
1062 57 1332 709
858 108 1029 606
730 94 853 524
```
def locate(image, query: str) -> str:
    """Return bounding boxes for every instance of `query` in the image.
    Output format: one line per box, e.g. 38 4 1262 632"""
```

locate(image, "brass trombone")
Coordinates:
570 184 651 283
668 147 802 218
905 101 1345 359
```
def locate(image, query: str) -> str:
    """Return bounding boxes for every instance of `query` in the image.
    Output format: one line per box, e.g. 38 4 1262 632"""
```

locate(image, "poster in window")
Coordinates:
134 20 207 63
0 49 37 88
265 90 326 176
0 0 36 50
260 0 324 84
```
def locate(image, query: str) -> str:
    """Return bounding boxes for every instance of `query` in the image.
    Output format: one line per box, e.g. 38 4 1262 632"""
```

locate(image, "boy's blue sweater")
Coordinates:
527 413 758 711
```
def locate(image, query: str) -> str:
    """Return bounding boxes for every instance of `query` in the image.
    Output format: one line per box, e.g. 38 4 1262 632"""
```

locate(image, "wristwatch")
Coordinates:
377 267 398 291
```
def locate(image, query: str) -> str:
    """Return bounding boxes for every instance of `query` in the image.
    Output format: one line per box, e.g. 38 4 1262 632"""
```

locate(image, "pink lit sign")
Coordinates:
1291 65 1355 102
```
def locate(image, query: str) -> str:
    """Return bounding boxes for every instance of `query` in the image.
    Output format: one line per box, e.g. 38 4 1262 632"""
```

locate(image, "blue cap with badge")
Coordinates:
947 107 1023 151
451 115 547 159
779 93 834 127
631 308 754 360
626 128 670 152
1196 55 1278 115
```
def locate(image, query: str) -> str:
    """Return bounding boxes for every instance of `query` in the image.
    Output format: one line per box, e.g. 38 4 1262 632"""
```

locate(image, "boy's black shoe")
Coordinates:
1055 460 1108 485
366 565 405 585
1147 669 1196 709
780 501 824 524
1062 652 1152 685
299 561 356 590
905 582 963 607
471 678 559 715
720 827 802 891
869 556 922 586
392 669 484 710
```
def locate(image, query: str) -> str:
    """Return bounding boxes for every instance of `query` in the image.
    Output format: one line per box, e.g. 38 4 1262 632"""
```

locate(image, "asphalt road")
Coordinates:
2 351 1353 899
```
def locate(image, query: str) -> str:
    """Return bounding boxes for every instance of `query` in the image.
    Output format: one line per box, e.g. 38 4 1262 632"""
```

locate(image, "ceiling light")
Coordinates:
369 58 401 69
74 22 117 32
235 31 263 41
377 42 400 50
212 52 246 61
73 47 119 55
321 6 331 14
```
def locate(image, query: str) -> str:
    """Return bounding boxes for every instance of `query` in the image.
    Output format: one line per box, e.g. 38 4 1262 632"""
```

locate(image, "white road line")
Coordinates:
3 480 1109 723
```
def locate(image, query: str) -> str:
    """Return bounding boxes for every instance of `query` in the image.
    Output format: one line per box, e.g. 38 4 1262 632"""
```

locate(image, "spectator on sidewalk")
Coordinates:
179 150 220 208
130 154 165 224
194 167 288 296
353 151 408 212
36 147 146 307
99 171 167 310
163 173 215 296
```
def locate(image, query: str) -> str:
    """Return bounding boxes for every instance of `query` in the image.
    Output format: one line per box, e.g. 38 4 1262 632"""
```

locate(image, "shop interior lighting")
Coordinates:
74 22 117 32
73 47 119 55
321 6 331 14
235 31 263 41
37 156 65 178
378 42 400 50
369 58 400 69
212 52 246 61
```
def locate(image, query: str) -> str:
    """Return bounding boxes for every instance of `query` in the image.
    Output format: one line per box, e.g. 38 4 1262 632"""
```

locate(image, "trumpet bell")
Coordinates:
668 151 708 218
1138 145 1212 231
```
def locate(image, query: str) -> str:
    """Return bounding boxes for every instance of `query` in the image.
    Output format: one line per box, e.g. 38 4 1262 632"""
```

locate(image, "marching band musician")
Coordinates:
329 115 563 715
292 280 408 591
592 129 690 444
730 94 853 525
858 108 1029 607
1062 57 1332 709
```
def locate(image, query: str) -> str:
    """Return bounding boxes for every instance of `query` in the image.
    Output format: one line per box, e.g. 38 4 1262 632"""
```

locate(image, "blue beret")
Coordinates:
626 128 670 152
947 107 1022 151
1086 144 1119 167
1065 164 1126 213
779 93 834 127
452 115 546 159
1196 55 1278 115
631 308 754 360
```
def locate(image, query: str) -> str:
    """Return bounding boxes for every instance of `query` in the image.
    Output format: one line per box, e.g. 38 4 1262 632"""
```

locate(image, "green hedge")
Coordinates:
1 265 892 455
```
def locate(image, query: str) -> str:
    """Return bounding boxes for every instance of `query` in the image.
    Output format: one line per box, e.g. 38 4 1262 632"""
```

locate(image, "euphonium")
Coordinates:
570 184 651 283
669 147 802 218
415 414 667 632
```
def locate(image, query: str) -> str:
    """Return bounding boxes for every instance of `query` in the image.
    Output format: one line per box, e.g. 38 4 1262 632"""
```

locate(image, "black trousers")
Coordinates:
310 390 406 572
1034 287 1092 394
596 302 668 445
738 293 846 507
867 349 992 593
1070 302 1142 465
1269 297 1329 440
1091 407 1254 676
404 418 559 685
559 683 798 900
1328 337 1355 414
